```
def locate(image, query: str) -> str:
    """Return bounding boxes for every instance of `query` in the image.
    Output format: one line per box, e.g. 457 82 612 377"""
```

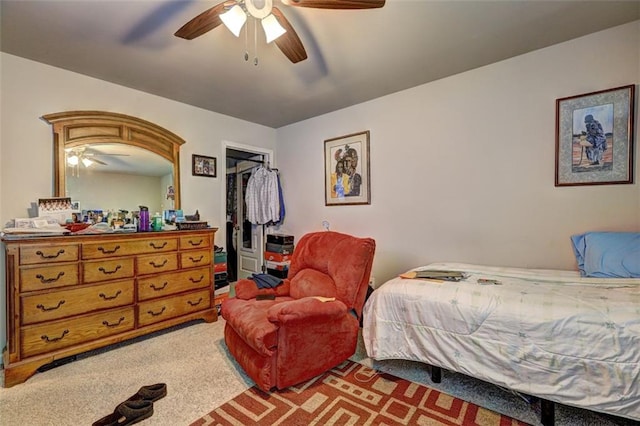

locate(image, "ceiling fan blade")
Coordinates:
91 158 108 166
174 1 229 40
284 0 385 9
271 7 307 63
85 152 130 157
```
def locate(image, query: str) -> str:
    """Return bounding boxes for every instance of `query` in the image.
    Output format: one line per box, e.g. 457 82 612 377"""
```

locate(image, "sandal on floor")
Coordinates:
126 383 167 403
92 400 154 426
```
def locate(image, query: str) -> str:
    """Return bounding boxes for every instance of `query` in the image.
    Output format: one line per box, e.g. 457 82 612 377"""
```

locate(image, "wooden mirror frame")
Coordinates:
42 111 185 209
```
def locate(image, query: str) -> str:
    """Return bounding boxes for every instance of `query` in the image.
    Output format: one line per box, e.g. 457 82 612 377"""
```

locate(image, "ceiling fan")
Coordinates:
174 0 386 64
65 147 130 168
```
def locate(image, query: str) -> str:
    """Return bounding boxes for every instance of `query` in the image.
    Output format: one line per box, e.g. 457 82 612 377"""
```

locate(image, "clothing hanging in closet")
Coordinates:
245 166 284 225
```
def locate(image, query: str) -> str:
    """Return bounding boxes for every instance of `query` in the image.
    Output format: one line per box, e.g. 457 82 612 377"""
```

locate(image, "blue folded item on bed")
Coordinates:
571 232 640 278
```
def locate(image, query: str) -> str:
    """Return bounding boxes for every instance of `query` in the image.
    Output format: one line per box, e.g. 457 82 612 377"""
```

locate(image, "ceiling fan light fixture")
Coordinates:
220 5 247 37
262 14 286 43
67 155 79 166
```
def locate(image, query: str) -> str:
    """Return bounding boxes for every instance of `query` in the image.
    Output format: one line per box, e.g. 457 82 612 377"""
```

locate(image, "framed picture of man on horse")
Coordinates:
555 85 634 186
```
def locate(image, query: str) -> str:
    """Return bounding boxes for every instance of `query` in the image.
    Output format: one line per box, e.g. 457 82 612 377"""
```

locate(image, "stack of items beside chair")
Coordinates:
265 233 294 278
213 250 229 314
214 250 228 286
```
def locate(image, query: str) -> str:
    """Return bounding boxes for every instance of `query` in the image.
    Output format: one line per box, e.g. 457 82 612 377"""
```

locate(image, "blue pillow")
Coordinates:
571 232 640 278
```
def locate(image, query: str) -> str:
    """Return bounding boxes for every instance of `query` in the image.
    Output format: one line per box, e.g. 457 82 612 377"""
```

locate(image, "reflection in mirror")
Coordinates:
65 144 175 215
43 111 185 218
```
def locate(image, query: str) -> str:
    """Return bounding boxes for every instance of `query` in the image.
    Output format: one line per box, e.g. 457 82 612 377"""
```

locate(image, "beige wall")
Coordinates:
0 54 276 225
0 54 276 353
276 21 640 286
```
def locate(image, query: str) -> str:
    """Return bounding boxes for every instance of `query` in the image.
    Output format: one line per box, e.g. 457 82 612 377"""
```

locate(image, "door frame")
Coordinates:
221 140 274 281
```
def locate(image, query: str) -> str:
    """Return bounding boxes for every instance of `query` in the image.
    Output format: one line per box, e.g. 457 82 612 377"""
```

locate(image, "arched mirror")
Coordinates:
43 111 184 215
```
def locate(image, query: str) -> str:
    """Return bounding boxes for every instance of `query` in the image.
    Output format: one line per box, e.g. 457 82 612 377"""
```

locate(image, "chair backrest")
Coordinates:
288 231 376 318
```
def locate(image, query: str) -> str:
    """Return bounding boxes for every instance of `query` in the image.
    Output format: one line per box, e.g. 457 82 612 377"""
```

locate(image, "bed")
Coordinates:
362 232 640 425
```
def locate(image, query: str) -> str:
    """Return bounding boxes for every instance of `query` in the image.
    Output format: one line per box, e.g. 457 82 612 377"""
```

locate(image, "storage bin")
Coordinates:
266 234 294 245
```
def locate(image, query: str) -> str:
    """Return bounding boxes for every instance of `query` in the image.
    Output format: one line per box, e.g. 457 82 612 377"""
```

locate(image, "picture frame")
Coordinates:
324 130 371 206
192 154 217 178
37 197 74 224
555 84 635 186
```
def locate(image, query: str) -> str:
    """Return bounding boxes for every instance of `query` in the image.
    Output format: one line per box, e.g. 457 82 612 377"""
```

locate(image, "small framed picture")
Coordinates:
324 130 371 206
555 85 635 186
37 197 74 224
192 154 217 178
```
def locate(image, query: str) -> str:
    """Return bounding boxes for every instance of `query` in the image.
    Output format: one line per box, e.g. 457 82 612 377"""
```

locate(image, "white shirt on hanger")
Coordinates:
246 166 280 225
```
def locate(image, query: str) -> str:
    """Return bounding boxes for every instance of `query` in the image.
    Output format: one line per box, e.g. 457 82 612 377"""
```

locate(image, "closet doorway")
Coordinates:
223 142 273 283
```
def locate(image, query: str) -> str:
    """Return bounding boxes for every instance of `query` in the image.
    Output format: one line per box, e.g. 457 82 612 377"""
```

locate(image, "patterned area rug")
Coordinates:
191 360 530 425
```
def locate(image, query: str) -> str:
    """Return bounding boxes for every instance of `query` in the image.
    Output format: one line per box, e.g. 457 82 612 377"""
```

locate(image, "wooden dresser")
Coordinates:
2 228 217 387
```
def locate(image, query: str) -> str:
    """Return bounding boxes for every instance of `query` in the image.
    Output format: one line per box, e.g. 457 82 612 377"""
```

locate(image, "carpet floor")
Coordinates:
0 318 636 425
191 359 528 426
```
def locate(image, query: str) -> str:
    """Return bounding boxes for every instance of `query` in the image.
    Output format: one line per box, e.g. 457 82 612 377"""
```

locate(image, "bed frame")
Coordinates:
429 366 555 426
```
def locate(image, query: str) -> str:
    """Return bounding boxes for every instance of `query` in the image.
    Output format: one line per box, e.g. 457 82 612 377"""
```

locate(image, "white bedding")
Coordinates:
362 262 640 420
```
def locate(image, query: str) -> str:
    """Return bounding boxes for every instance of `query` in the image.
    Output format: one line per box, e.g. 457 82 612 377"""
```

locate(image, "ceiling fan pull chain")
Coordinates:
254 18 259 66
244 16 249 62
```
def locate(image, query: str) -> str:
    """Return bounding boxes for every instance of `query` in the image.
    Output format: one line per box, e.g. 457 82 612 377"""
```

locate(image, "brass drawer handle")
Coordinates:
147 307 166 317
99 290 122 301
36 271 65 284
37 300 66 311
149 241 168 250
188 239 203 247
36 249 65 259
98 265 122 275
150 282 168 291
41 329 69 343
149 259 168 268
187 297 203 306
189 275 205 284
189 255 204 263
98 245 120 255
102 317 125 328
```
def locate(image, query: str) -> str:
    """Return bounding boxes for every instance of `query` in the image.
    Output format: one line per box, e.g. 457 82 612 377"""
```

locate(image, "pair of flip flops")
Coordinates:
92 383 167 426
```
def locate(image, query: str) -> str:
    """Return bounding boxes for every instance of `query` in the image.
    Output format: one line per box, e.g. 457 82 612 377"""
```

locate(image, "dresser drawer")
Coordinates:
83 258 134 283
20 264 79 292
21 280 134 325
82 237 178 259
137 253 178 276
138 289 211 327
20 307 134 358
20 244 79 265
179 234 211 250
137 267 211 301
180 249 211 269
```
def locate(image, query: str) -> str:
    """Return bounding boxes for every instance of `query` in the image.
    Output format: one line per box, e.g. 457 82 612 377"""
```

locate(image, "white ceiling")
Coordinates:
1 0 639 129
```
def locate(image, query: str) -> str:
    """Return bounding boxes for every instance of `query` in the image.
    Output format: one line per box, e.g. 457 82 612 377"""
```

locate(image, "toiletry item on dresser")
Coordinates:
152 212 163 231
138 206 149 231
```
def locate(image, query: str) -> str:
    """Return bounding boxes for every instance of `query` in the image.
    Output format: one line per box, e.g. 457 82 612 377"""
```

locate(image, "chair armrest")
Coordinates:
266 297 348 324
234 278 291 300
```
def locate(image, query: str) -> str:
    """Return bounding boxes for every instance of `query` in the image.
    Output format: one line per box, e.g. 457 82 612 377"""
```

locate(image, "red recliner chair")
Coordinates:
221 231 376 391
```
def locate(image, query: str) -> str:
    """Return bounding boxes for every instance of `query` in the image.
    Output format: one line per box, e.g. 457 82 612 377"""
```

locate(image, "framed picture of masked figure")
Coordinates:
324 130 371 206
555 85 635 186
